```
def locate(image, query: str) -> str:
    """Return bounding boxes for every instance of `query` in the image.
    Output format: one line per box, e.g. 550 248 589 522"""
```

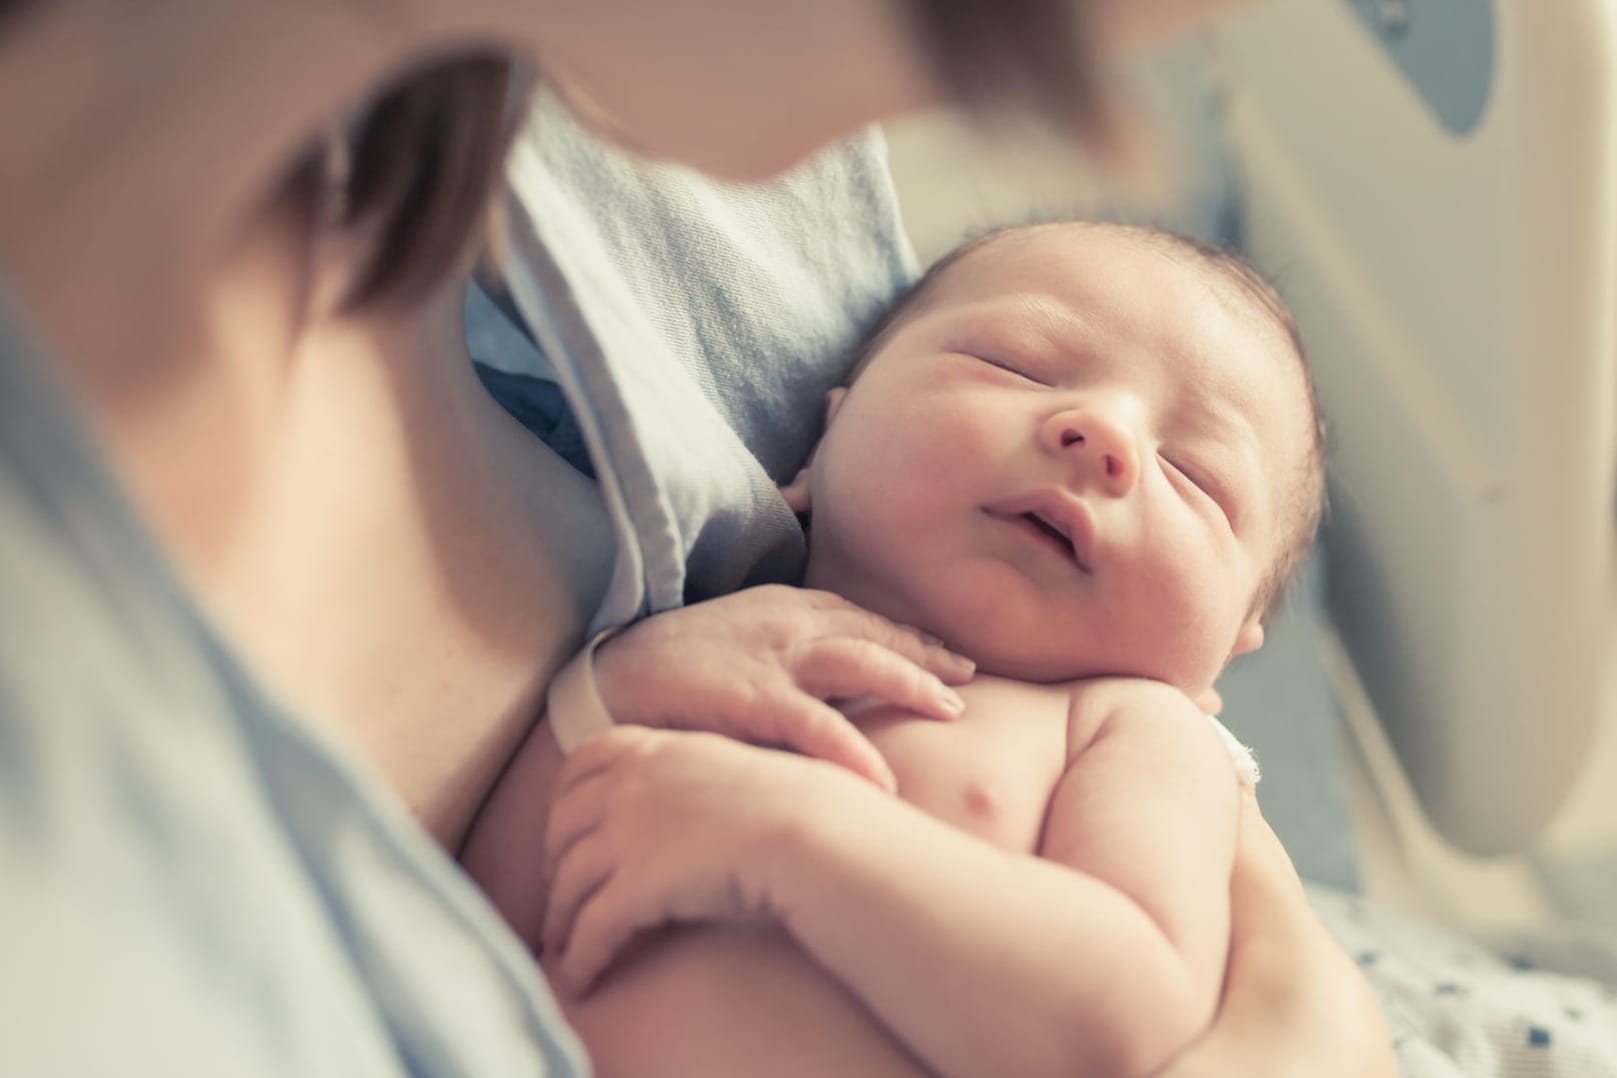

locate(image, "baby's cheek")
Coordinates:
1120 553 1235 682
1179 562 1254 671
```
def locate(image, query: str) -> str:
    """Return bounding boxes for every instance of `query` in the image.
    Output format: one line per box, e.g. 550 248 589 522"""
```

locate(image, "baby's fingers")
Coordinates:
794 637 968 722
543 761 618 879
556 888 650 997
541 829 615 956
805 592 975 685
761 695 896 791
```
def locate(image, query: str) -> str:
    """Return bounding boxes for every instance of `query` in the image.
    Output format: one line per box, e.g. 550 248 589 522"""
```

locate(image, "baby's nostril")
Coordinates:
1061 428 1085 448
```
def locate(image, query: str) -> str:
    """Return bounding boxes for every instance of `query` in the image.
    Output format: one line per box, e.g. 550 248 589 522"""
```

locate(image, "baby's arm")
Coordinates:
545 679 1240 1078
762 678 1238 1078
1039 678 1244 1065
463 584 972 942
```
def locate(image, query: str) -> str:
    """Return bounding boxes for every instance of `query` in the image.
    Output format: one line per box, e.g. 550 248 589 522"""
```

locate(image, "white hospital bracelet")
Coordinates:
545 628 621 754
1206 714 1262 787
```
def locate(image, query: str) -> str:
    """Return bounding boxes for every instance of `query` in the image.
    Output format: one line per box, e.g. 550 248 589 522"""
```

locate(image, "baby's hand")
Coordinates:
541 726 846 992
593 584 974 791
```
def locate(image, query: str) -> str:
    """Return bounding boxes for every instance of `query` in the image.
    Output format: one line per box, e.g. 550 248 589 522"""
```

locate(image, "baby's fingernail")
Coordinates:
937 687 966 717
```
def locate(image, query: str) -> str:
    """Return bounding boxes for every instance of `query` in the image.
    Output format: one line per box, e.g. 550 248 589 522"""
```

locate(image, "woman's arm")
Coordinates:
543 683 1241 1078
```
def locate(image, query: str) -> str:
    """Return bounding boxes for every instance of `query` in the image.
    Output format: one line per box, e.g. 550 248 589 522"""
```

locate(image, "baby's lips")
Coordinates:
985 491 1099 573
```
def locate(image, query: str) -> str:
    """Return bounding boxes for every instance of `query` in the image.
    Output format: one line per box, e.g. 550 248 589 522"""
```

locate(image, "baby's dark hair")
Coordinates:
848 221 1325 621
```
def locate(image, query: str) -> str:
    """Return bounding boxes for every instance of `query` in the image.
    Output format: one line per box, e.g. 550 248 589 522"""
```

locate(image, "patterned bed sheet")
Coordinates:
1311 888 1617 1075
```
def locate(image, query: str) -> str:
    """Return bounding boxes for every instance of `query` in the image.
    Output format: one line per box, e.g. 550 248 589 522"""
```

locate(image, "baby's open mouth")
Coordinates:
1009 510 1093 573
984 495 1096 573
1025 512 1075 555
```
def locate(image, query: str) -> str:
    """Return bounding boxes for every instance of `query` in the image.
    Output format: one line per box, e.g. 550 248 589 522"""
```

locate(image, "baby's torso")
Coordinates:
853 674 1074 854
493 676 1079 1078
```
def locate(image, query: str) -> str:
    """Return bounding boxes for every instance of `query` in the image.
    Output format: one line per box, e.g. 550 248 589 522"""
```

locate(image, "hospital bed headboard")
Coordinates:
1213 0 1617 855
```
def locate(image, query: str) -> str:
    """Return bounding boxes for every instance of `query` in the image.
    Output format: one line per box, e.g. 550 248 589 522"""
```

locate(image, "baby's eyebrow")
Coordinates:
1008 295 1093 354
1195 398 1257 448
954 293 1090 342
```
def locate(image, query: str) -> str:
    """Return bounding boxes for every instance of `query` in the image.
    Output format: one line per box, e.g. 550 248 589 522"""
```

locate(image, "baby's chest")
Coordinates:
855 678 1072 854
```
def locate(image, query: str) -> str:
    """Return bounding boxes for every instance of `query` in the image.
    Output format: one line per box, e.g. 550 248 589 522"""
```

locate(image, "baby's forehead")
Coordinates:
904 222 1315 423
932 226 1302 390
919 224 1252 338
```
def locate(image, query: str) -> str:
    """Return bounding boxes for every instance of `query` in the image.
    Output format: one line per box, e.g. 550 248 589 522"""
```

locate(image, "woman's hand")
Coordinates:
1153 792 1396 1078
592 584 975 790
541 726 854 992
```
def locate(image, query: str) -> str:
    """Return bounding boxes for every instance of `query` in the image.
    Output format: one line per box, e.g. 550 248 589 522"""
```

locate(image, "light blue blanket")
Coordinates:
491 91 916 634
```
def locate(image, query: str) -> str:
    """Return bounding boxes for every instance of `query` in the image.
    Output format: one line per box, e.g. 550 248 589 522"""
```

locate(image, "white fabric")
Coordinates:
1208 713 1262 786
1310 888 1617 1077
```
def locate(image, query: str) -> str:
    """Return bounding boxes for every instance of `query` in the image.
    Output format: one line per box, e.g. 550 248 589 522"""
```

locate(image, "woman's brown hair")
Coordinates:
294 52 530 312
906 0 1118 154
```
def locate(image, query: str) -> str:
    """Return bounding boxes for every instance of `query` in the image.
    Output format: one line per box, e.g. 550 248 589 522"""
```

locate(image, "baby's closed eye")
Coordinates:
964 350 1049 386
1161 454 1227 513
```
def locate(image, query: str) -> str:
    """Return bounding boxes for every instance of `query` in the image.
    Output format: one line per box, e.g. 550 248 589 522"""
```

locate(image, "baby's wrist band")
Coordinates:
545 627 621 754
1207 714 1262 787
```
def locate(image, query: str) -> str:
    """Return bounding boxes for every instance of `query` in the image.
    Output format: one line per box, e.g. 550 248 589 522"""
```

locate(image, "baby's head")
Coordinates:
784 221 1325 696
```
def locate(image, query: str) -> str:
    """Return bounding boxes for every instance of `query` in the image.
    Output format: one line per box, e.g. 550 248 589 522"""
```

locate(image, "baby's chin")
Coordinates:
956 641 1103 685
936 615 1221 694
919 615 1109 686
810 560 1224 691
970 653 1215 699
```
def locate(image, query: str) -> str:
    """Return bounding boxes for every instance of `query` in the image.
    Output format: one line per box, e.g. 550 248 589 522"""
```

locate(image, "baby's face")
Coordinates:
802 227 1310 693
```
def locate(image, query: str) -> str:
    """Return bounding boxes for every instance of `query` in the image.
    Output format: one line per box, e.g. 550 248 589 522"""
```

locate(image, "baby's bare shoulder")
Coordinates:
1060 677 1207 755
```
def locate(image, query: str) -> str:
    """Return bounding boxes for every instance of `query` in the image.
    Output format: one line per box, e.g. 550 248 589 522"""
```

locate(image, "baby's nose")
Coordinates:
1045 408 1139 496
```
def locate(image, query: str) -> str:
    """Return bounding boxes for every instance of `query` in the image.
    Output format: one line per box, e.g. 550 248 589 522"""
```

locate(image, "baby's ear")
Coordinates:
822 385 848 425
779 387 850 513
1229 620 1265 660
780 467 813 513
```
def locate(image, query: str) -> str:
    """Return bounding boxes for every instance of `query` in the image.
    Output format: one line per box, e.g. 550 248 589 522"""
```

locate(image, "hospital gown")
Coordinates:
0 295 588 1076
